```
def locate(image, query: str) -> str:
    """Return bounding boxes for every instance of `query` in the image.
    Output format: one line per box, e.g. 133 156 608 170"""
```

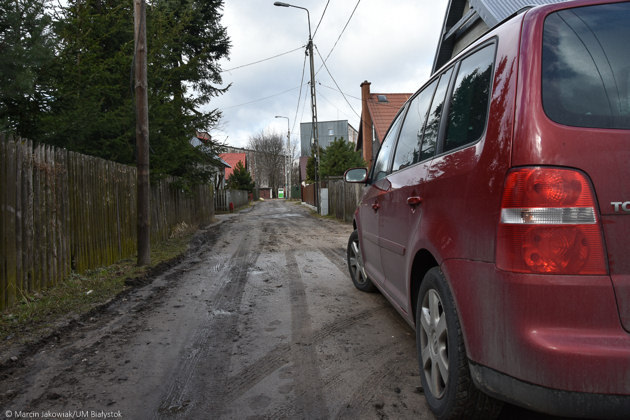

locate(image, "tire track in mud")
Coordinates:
285 249 329 419
318 246 348 275
255 334 413 420
335 349 421 419
157 227 260 418
221 305 388 404
218 220 382 408
156 204 413 418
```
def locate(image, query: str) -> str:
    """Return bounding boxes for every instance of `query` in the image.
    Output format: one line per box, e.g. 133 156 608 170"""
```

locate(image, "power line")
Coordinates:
314 45 360 118
319 83 361 101
319 83 406 110
222 85 303 110
320 0 361 67
317 89 357 122
312 0 331 40
291 52 308 137
221 46 304 73
298 91 310 134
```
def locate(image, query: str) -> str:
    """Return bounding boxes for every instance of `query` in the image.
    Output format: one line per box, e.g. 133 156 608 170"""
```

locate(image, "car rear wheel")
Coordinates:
417 267 501 420
347 230 377 292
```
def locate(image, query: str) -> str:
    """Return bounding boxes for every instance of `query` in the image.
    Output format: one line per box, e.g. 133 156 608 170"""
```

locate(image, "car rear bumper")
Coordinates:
470 362 630 419
443 260 630 398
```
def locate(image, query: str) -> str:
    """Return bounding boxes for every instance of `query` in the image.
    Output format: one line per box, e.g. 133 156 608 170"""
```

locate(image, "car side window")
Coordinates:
371 109 405 182
421 68 453 160
444 45 495 152
392 79 438 171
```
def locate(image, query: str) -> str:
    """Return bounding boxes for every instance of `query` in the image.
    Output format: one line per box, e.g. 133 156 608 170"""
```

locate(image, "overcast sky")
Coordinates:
207 0 449 151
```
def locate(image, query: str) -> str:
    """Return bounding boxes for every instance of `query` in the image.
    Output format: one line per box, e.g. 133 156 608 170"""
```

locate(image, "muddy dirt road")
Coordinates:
0 200 564 419
0 201 429 419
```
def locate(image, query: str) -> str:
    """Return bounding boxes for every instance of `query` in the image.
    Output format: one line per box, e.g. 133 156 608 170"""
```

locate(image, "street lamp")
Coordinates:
273 1 320 214
275 115 291 199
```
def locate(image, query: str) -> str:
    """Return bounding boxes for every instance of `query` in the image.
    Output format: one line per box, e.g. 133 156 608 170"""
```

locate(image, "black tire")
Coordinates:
416 267 502 420
347 230 377 293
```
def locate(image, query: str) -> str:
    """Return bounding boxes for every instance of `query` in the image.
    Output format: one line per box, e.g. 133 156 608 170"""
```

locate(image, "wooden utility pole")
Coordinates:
134 0 150 266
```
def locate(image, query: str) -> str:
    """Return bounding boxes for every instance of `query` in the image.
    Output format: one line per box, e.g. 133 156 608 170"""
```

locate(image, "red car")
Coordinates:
345 1 630 418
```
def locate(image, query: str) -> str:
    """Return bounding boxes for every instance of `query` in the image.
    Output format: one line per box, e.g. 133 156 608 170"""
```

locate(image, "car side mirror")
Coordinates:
344 167 368 183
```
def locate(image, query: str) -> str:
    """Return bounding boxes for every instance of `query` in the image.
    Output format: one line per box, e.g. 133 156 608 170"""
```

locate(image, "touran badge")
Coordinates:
611 201 630 213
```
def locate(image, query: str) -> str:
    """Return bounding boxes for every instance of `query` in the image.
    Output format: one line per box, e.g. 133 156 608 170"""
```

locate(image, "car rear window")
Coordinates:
542 2 630 129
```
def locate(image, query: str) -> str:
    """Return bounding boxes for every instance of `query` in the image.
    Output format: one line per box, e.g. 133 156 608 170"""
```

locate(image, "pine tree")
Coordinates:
146 0 231 184
0 0 54 139
40 1 136 162
226 161 255 192
35 0 230 187
308 137 366 181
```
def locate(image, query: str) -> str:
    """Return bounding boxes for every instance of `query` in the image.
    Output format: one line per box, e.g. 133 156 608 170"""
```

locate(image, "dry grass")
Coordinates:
0 230 195 344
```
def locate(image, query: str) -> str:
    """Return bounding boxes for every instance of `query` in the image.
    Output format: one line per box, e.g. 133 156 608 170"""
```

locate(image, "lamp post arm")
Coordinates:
273 2 311 39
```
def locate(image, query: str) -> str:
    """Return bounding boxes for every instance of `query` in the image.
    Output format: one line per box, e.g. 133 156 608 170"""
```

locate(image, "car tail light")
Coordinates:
496 167 607 274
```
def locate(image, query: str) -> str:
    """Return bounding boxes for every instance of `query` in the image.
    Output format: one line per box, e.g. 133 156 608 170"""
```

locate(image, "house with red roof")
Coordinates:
356 81 412 168
189 132 231 189
220 152 247 181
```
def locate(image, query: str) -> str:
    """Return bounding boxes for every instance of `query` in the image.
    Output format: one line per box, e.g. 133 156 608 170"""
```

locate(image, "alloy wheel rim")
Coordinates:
420 289 449 398
350 239 368 285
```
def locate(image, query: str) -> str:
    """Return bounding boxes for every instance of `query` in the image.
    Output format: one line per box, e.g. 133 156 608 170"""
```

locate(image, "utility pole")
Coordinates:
273 2 320 213
134 0 150 266
307 35 320 214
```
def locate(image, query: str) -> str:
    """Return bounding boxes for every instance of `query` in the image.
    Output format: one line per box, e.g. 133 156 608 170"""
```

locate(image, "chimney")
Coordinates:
360 81 374 168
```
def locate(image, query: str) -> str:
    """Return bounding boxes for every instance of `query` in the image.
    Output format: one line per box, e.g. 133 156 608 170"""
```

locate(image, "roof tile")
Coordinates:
367 93 412 142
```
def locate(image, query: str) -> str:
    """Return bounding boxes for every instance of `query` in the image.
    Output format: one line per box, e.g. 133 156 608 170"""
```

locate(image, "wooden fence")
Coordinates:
214 189 249 212
0 135 214 310
327 178 365 223
301 183 316 207
299 178 364 222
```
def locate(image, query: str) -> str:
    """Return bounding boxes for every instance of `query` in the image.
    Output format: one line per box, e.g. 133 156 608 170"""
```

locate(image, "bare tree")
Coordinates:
248 130 286 195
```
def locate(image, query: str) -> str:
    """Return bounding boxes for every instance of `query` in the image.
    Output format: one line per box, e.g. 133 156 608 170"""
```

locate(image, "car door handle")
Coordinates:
407 196 423 206
372 202 381 211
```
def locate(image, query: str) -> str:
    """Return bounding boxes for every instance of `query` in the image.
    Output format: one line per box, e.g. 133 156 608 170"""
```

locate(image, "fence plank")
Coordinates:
23 140 34 291
0 137 8 307
15 140 24 298
0 137 4 306
5 140 18 307
68 150 77 271
32 144 41 290
57 148 69 281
